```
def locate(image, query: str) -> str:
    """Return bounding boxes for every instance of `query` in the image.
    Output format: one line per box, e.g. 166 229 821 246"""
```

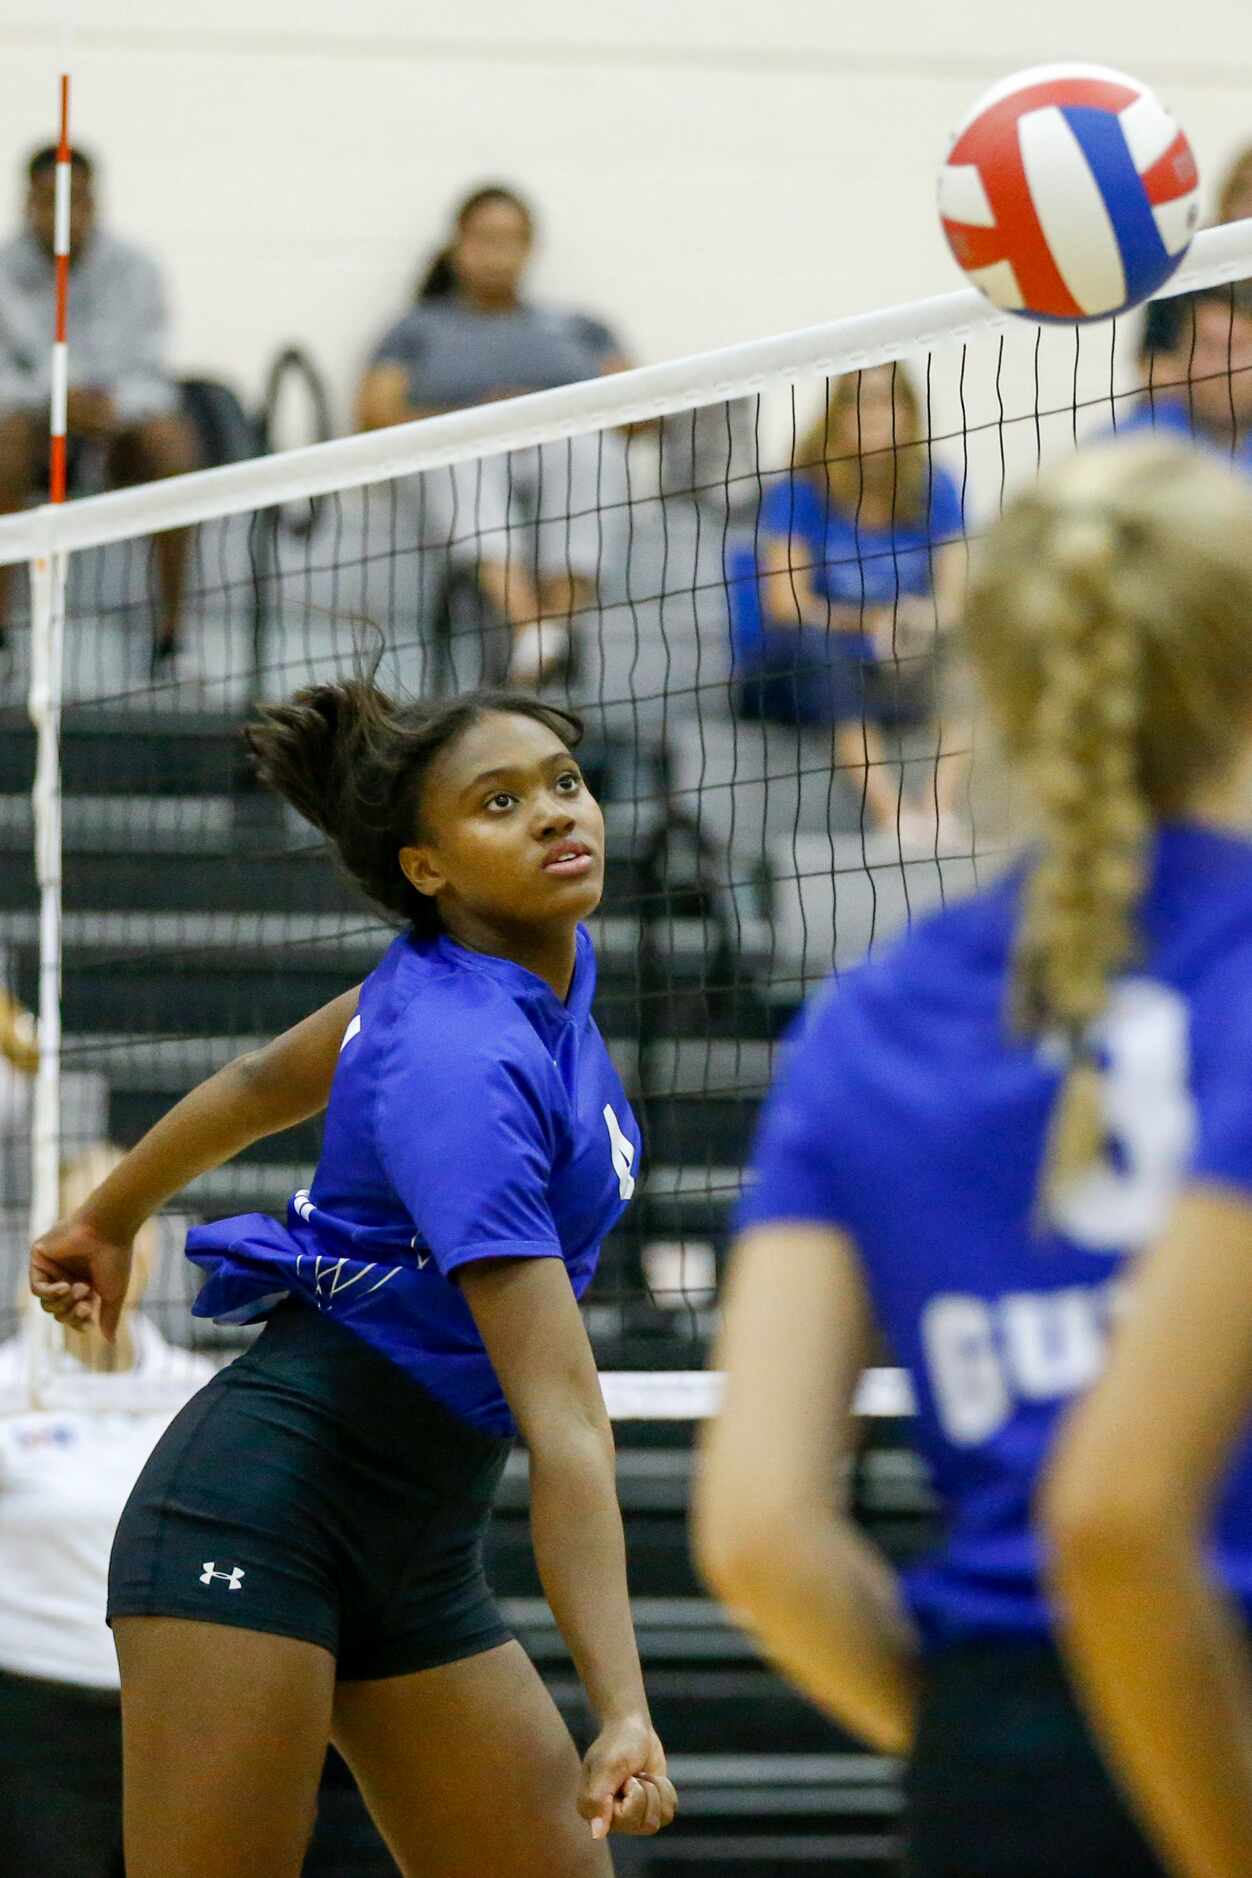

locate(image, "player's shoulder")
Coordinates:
376 932 554 1074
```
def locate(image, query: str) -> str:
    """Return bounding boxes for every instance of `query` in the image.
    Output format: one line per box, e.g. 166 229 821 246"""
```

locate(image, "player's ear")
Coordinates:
399 845 445 899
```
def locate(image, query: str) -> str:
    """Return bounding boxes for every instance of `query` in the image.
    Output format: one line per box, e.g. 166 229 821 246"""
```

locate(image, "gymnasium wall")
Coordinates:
0 3 1248 431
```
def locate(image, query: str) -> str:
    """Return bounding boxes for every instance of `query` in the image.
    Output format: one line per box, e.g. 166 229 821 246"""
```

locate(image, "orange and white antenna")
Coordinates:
48 61 72 503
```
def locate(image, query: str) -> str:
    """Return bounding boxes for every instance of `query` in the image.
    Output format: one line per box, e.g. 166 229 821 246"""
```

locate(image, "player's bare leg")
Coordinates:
333 1638 615 1878
113 1617 335 1878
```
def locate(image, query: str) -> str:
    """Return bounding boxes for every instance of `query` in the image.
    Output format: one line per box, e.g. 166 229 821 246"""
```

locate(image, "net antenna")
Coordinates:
26 36 74 1404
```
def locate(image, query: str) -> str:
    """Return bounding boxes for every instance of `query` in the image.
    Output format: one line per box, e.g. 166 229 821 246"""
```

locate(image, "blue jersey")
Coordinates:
737 823 1252 1647
1109 394 1252 472
757 465 964 658
188 925 640 1436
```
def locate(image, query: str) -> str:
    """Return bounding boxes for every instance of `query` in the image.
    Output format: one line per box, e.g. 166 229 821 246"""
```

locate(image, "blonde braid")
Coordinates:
966 439 1252 1223
1011 514 1151 1211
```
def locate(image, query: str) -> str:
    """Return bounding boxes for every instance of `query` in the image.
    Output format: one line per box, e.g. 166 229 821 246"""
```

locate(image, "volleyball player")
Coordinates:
31 682 677 1878
695 437 1252 1878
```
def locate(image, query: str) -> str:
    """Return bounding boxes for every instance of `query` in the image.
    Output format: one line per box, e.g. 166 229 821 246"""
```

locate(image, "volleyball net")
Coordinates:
2 217 1251 1414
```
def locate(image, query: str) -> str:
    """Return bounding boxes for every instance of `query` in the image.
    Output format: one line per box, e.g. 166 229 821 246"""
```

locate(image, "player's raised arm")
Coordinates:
31 986 359 1338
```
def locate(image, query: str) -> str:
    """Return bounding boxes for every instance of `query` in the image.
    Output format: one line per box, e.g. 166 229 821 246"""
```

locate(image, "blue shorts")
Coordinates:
108 1301 513 1681
736 627 935 731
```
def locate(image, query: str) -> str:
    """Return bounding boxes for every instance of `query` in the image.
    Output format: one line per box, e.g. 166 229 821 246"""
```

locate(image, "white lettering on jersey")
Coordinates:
603 1104 637 1201
921 1295 1013 1446
923 1281 1123 1447
339 1013 362 1053
1048 978 1195 1251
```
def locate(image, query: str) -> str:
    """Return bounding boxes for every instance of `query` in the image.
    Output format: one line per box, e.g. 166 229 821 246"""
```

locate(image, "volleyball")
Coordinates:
938 63 1200 322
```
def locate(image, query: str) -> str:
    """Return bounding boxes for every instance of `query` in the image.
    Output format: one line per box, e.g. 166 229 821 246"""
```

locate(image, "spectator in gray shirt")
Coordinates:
357 184 629 687
0 147 199 670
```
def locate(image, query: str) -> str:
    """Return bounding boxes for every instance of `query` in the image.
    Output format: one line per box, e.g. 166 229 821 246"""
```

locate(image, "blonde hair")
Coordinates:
796 366 928 524
966 438 1252 1213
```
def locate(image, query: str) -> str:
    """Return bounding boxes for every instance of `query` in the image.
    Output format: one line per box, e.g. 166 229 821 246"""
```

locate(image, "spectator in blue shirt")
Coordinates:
358 185 629 688
1123 287 1252 465
744 366 967 844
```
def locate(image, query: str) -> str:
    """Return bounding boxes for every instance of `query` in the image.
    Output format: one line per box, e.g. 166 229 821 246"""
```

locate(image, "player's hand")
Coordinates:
30 1213 133 1342
578 1715 678 1839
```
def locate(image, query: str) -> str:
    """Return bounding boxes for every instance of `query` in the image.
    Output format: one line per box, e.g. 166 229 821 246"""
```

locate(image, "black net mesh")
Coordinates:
2 285 1249 1385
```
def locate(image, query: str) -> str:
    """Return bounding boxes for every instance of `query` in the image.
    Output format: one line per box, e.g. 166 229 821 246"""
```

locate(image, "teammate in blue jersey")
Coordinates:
30 680 676 1877
696 437 1252 1878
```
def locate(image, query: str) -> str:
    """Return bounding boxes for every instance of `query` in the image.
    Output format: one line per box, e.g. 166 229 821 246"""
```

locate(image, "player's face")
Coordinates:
452 200 531 302
400 712 606 932
26 166 95 261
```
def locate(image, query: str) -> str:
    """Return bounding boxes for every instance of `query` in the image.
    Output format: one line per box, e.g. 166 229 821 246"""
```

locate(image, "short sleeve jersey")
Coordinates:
370 300 622 409
189 925 640 1435
757 463 964 651
737 823 1252 1646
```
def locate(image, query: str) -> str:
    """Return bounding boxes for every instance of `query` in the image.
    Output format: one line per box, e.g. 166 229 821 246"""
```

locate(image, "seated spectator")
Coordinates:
0 147 198 672
1142 141 1252 362
357 183 629 687
1121 286 1252 464
740 365 967 843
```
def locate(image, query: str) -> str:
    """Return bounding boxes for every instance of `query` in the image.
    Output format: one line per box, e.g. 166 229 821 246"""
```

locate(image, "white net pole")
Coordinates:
25 549 67 1408
23 52 74 1406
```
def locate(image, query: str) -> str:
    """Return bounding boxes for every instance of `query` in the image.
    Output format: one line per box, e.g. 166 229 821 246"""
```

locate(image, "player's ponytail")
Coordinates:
246 675 582 937
965 438 1252 1214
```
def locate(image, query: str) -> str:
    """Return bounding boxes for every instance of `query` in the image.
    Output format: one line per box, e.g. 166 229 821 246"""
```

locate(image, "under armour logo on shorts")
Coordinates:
199 1561 245 1591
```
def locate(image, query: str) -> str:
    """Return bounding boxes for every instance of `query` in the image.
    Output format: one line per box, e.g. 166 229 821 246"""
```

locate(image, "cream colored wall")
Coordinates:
0 2 1248 433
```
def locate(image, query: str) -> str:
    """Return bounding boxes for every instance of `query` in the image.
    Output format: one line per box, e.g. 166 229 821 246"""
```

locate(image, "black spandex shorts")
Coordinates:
108 1300 513 1681
903 1637 1169 1877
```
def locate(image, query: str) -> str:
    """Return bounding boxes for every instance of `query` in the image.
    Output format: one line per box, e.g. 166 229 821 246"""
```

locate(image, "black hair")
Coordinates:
416 183 535 302
27 145 93 185
246 678 583 937
1140 284 1252 363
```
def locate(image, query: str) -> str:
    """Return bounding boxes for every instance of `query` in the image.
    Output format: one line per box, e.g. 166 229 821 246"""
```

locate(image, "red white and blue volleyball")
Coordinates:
938 63 1199 323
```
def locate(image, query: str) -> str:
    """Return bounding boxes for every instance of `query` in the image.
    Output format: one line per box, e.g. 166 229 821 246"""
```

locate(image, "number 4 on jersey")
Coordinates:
603 1104 637 1201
